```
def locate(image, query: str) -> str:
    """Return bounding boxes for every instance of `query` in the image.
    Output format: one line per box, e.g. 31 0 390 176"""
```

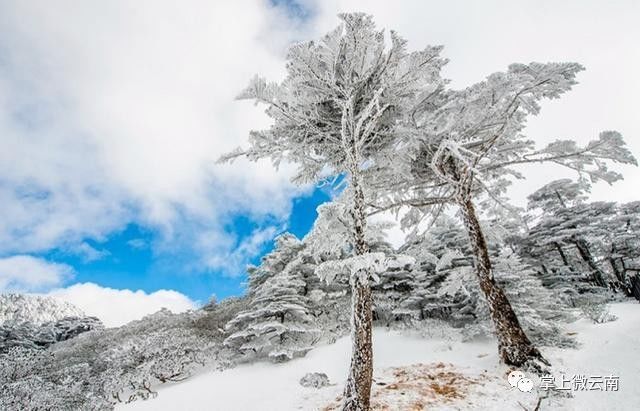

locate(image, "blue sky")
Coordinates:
41 184 331 303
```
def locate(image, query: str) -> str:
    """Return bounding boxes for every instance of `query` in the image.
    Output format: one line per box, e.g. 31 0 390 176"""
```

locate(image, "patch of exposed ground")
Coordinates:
322 362 491 410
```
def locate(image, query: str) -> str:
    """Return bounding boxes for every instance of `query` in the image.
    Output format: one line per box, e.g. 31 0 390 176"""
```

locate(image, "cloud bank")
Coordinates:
0 0 307 270
0 255 74 292
46 282 197 327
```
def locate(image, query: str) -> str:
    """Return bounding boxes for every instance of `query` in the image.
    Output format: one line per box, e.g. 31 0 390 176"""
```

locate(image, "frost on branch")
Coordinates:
461 248 575 348
224 234 319 362
518 177 640 300
0 316 103 353
0 307 227 409
236 74 280 103
304 192 393 261
315 252 389 285
526 131 637 184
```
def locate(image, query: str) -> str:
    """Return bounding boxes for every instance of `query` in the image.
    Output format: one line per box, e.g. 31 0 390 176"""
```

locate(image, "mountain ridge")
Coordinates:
0 293 87 326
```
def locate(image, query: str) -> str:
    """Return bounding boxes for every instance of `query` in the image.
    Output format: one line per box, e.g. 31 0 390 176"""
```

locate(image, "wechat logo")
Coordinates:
508 370 534 392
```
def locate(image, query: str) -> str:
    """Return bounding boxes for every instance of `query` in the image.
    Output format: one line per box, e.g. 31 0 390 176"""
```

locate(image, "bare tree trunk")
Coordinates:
572 236 608 288
342 276 373 411
630 274 640 302
609 245 622 281
342 174 373 411
608 245 629 295
553 242 570 267
458 197 549 368
553 190 610 288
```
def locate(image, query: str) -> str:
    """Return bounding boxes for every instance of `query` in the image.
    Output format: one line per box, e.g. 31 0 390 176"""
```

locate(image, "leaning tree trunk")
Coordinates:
553 242 570 267
608 244 629 295
458 197 548 368
572 236 609 288
341 174 373 411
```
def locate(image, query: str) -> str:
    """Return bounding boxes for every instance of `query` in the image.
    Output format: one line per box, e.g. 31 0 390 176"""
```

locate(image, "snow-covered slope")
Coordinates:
545 302 640 411
0 294 86 325
119 302 639 411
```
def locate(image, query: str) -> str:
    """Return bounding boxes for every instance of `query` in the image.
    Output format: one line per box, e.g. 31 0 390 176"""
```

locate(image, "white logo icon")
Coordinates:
508 370 533 392
517 377 534 392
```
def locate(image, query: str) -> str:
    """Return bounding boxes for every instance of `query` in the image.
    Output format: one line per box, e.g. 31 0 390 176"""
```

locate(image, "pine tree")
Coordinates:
397 216 476 323
522 181 640 300
477 248 573 347
224 234 319 362
220 13 446 409
596 201 640 297
372 253 417 325
246 233 305 293
376 60 636 369
526 178 615 289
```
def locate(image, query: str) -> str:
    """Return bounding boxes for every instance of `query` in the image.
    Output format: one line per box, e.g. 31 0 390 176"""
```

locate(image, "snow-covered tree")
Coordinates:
520 180 640 301
1 304 232 409
371 254 417 325
378 59 636 369
465 248 574 347
220 13 446 409
396 216 475 323
0 315 103 353
525 178 615 289
0 294 86 325
302 197 395 329
604 201 640 297
224 234 319 362
246 233 305 293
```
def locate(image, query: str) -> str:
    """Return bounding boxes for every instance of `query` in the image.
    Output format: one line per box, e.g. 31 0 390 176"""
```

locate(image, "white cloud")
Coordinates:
0 1 306 269
73 242 111 262
197 225 281 276
46 282 197 327
126 238 147 250
0 255 74 292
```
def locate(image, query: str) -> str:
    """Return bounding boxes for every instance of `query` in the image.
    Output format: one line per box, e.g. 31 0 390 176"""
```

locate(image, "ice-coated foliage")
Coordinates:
303 192 392 261
526 178 591 212
395 216 575 348
377 61 635 230
463 248 575 347
0 315 103 353
511 178 640 308
524 179 611 287
0 294 86 325
604 201 640 296
316 252 389 285
393 216 475 323
220 13 452 408
246 233 305 292
224 234 320 362
369 40 635 368
0 302 244 410
221 13 446 188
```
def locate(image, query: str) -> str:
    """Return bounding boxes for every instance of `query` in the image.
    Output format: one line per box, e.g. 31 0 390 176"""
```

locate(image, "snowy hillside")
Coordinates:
0 294 86 325
120 302 640 411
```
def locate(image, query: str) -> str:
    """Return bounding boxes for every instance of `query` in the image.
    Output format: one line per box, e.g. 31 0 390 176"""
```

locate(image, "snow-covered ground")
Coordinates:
120 302 639 411
544 302 640 411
